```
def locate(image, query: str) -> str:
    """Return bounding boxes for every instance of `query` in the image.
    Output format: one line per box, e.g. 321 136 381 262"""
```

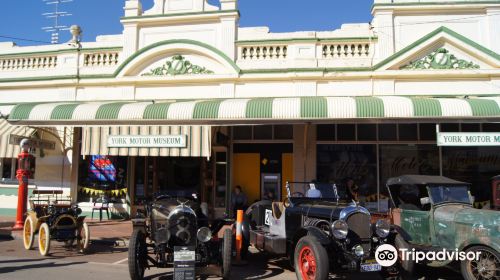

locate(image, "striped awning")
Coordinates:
0 119 36 158
82 125 211 157
7 96 500 125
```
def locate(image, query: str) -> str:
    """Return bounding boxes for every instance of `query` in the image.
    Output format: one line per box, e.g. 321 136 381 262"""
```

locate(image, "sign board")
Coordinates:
437 133 500 146
107 135 187 148
9 134 56 150
174 246 195 280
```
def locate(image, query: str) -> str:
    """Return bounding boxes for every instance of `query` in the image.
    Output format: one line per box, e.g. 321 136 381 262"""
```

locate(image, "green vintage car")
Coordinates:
386 175 499 280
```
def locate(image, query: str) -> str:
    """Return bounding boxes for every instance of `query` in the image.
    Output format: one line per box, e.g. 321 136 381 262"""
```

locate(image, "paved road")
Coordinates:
0 236 463 280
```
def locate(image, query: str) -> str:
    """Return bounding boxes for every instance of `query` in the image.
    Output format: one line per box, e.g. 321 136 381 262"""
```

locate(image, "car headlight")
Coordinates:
331 220 349 239
197 227 212 243
352 244 364 257
375 219 390 238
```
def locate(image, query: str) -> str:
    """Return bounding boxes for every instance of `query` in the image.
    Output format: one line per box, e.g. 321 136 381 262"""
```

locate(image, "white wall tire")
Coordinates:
23 216 35 250
77 222 90 253
38 223 51 256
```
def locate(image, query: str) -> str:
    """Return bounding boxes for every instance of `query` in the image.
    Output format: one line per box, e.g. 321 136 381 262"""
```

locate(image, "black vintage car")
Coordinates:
128 191 233 280
242 182 400 280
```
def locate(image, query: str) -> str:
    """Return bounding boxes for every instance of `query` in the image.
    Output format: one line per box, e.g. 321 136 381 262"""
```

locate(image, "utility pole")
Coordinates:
42 0 73 44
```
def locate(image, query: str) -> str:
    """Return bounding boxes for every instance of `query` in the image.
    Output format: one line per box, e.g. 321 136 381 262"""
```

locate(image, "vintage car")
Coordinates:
23 187 90 256
386 175 500 280
128 191 233 280
242 181 401 280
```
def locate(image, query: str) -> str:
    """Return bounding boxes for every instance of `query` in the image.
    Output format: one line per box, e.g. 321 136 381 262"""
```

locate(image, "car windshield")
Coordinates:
288 182 339 200
428 185 471 204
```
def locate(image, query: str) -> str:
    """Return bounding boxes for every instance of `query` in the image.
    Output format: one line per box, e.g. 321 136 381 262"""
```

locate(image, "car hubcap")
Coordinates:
469 249 499 279
299 246 316 280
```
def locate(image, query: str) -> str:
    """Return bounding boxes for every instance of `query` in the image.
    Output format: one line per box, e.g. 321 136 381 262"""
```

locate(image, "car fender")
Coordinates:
300 226 331 246
241 215 250 246
458 236 500 253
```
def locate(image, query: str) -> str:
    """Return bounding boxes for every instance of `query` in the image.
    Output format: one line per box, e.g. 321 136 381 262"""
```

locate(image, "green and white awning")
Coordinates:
7 96 500 125
0 119 36 158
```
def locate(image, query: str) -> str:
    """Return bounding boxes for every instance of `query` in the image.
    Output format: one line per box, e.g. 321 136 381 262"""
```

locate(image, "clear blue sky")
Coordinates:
0 0 374 46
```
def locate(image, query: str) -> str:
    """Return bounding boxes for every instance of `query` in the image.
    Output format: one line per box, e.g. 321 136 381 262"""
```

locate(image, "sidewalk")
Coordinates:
0 216 132 246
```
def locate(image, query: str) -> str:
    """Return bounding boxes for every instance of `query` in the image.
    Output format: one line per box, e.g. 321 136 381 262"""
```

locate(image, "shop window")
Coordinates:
419 124 436 141
357 124 376 141
482 123 500 132
78 156 128 203
317 124 335 141
337 124 356 141
233 126 252 140
440 123 459 132
378 124 397 141
379 145 439 189
442 146 500 204
461 123 480 132
316 144 378 206
253 125 273 140
1 158 13 180
398 124 418 141
274 125 293 140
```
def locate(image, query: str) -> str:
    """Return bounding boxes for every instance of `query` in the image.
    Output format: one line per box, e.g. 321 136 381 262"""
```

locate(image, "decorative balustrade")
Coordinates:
83 52 120 67
321 43 371 58
0 56 58 70
239 45 288 60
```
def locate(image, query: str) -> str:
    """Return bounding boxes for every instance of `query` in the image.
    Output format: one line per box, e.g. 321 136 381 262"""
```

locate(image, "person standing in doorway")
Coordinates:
231 185 248 216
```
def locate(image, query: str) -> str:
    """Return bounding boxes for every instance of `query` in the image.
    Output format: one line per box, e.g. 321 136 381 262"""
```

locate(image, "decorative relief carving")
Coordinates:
142 55 214 76
400 48 480 70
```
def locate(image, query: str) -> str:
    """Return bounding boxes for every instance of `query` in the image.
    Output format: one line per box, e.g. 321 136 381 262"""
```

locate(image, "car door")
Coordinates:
399 208 432 246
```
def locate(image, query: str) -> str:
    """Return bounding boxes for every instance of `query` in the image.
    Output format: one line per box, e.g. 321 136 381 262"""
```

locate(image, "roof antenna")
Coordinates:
42 0 73 44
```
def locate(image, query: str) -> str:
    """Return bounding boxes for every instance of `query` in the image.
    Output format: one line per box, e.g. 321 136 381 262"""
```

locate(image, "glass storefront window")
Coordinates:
254 125 273 140
378 124 397 141
215 152 227 208
274 125 293 140
357 124 376 141
419 123 436 141
317 144 377 199
399 124 418 141
379 145 439 189
337 124 356 141
233 126 252 140
317 124 335 141
442 147 500 203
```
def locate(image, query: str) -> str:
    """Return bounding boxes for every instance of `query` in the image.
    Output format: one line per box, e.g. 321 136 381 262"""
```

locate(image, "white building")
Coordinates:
0 0 499 217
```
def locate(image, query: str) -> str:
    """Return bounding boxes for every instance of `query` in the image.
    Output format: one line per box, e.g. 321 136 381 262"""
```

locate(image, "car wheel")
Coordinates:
461 245 499 280
294 235 329 280
38 223 51 256
222 228 232 280
128 229 147 280
23 216 35 250
77 222 90 253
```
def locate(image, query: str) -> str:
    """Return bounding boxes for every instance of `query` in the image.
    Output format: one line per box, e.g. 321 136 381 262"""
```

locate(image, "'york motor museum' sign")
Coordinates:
437 133 500 146
107 135 187 148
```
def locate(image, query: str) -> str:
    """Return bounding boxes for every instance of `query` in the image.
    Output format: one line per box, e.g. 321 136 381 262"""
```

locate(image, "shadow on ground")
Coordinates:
0 260 87 274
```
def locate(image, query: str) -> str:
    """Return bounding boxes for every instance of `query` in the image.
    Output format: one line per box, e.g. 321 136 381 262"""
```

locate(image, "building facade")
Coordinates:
0 0 499 218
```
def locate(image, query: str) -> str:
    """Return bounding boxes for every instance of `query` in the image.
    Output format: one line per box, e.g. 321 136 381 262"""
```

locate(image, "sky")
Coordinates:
0 0 374 46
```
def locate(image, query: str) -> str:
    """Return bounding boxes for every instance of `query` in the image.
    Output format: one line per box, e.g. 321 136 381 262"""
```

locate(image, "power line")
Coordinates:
0 34 52 44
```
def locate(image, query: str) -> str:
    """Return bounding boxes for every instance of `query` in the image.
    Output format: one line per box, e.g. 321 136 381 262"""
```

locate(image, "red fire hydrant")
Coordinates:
12 139 33 231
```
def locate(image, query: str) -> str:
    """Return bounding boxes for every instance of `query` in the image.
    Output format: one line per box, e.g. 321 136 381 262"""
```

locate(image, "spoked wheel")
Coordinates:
77 222 90 253
38 223 51 256
221 228 232 280
23 216 35 250
128 229 147 280
294 236 329 280
461 246 499 280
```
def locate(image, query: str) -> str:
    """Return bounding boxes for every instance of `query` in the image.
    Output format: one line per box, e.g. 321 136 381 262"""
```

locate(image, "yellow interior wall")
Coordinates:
282 153 294 200
233 153 261 204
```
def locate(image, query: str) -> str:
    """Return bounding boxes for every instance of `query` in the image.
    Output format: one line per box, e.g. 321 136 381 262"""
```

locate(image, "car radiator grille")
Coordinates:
347 212 371 253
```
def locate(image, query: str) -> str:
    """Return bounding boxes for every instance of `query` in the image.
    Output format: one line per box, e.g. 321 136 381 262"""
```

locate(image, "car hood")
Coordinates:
293 200 352 219
453 206 500 237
